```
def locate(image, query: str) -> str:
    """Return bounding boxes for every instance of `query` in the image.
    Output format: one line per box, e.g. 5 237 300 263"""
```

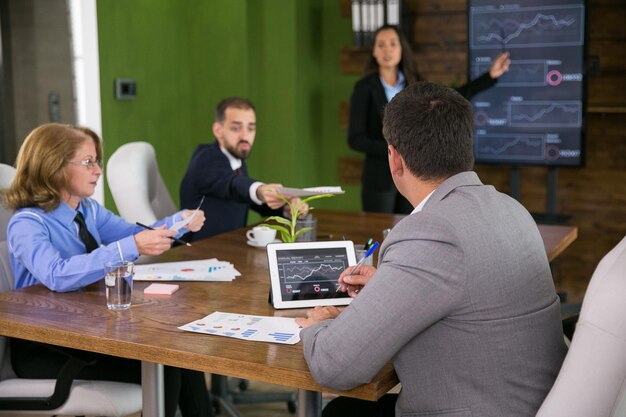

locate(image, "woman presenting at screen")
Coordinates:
349 24 510 214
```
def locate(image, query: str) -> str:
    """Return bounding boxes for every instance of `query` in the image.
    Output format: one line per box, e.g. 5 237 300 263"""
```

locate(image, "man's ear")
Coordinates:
212 122 223 141
388 145 405 176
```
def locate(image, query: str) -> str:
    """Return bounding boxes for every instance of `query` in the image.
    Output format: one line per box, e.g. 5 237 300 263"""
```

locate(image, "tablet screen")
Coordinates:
276 247 351 301
267 241 356 309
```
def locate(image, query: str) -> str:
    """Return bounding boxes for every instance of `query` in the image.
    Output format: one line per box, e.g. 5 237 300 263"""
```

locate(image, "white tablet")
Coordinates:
266 241 356 309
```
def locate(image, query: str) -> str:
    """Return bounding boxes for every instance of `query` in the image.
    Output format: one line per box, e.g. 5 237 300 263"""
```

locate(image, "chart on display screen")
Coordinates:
468 0 586 166
275 247 351 301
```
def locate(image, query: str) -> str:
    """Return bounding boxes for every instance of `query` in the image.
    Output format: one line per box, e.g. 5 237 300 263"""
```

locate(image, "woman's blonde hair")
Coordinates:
3 123 102 212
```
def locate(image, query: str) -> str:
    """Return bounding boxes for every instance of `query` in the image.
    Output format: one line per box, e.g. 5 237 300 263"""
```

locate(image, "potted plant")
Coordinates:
261 192 333 243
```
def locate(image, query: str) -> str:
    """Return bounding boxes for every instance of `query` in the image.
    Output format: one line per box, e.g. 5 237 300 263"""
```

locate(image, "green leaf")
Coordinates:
273 191 290 205
261 224 289 237
264 191 336 241
301 193 334 205
262 216 291 226
293 227 312 240
279 229 292 243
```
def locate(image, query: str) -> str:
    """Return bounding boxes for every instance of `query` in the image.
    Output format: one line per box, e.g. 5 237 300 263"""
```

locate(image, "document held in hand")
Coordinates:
277 186 345 197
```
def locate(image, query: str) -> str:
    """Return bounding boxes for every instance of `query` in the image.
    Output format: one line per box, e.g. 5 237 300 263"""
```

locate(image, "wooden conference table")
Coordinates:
0 209 577 417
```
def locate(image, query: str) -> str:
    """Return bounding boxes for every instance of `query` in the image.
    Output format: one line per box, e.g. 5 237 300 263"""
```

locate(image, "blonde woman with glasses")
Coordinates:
3 123 213 417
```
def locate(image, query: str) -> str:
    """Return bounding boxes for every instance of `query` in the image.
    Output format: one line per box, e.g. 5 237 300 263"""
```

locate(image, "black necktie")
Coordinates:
74 212 99 253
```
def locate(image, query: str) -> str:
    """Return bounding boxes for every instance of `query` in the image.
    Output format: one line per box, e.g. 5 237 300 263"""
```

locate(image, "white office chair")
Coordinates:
107 141 176 224
0 241 143 416
0 164 17 241
536 235 626 417
0 164 15 190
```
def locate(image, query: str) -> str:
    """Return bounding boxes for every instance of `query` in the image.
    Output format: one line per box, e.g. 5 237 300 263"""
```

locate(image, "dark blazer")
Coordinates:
180 141 278 241
348 72 497 192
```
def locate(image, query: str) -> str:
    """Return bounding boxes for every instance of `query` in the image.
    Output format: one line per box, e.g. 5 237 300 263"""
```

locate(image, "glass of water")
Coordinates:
354 244 374 266
104 260 134 310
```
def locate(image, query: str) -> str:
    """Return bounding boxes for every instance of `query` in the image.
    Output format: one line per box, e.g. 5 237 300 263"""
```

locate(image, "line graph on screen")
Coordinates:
470 5 584 49
282 262 345 283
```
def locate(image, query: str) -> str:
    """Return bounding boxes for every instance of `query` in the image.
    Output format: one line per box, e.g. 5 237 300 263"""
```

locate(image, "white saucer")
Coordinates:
246 239 280 248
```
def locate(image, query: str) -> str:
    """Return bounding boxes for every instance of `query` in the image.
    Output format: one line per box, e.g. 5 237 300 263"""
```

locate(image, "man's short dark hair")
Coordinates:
215 97 255 123
382 81 474 181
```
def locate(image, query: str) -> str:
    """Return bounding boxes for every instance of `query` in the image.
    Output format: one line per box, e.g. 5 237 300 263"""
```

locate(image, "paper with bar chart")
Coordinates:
134 259 240 281
179 311 301 345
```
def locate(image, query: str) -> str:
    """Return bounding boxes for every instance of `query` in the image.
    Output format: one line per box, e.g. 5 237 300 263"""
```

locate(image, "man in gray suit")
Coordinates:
297 81 567 417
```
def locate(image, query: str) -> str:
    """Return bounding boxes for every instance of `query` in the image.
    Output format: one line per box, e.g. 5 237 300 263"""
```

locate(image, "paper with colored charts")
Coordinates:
133 259 240 282
179 311 301 345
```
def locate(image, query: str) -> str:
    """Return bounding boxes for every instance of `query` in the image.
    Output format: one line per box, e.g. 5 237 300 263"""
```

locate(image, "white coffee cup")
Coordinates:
246 226 277 246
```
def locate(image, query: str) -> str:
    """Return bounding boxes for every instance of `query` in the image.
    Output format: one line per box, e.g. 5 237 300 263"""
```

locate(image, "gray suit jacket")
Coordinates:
301 172 567 417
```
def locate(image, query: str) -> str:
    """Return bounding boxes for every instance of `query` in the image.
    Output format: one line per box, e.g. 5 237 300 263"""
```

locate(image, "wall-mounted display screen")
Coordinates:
468 0 586 166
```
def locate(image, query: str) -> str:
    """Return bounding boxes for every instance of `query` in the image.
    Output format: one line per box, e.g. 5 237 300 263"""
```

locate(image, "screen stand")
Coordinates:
510 166 521 201
533 167 571 225
509 166 571 225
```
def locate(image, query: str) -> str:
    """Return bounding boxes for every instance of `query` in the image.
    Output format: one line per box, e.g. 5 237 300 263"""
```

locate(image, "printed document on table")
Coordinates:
134 259 240 282
277 186 345 197
179 311 301 345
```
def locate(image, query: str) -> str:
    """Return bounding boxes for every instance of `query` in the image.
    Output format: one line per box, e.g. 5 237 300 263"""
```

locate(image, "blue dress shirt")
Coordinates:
7 198 186 292
380 70 405 102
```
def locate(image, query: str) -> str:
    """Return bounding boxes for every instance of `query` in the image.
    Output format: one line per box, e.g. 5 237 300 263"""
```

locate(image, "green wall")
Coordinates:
97 0 362 221
319 0 363 210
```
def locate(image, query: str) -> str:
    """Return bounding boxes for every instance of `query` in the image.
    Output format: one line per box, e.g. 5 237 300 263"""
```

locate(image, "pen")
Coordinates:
364 238 373 251
337 241 380 292
352 241 379 275
135 222 192 247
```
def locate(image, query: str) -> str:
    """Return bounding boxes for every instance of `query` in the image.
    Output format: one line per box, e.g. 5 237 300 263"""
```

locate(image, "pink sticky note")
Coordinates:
144 283 180 295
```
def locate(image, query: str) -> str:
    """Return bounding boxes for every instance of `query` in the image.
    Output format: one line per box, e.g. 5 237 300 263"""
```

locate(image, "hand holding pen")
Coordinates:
136 222 191 247
337 241 379 297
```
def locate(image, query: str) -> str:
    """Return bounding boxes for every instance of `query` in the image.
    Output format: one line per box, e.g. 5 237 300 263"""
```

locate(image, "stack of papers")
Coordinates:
179 311 301 345
277 186 345 197
134 259 240 282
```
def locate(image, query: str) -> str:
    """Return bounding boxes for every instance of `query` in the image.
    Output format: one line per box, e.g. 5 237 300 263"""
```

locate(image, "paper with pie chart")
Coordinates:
179 311 301 345
134 259 240 281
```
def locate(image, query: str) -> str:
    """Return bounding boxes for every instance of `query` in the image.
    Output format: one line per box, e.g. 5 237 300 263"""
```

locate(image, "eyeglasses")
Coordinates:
67 158 103 170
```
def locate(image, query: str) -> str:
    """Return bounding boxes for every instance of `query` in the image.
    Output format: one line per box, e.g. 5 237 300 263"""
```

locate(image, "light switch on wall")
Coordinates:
48 92 61 122
114 79 137 100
